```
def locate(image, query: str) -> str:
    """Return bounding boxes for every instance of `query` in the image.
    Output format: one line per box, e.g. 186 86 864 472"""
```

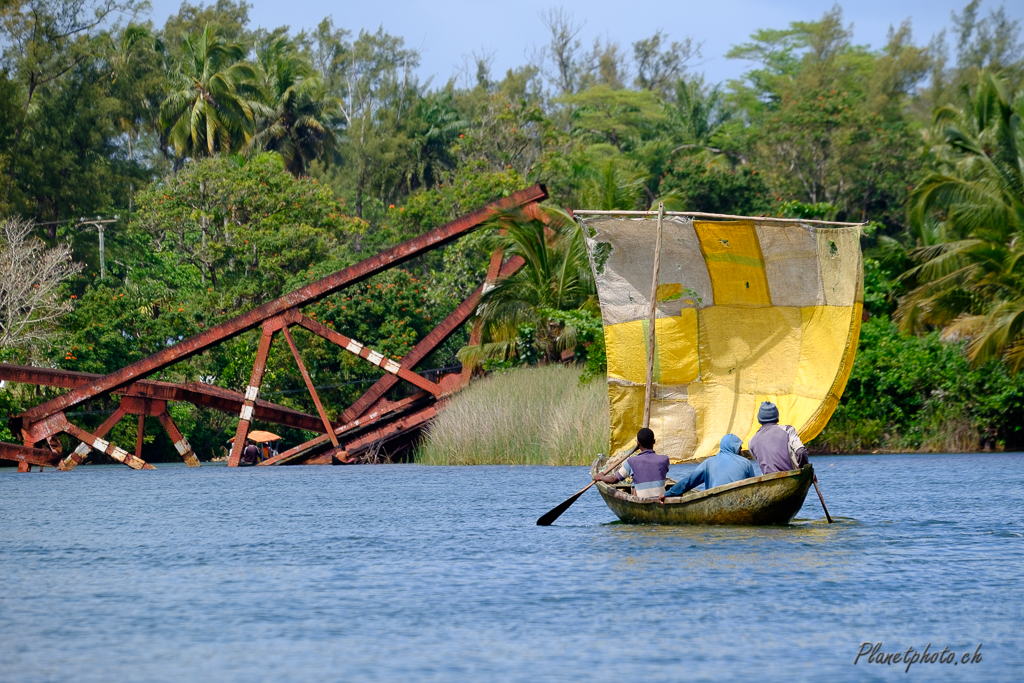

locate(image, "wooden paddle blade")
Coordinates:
812 475 833 523
536 482 594 526
536 446 637 526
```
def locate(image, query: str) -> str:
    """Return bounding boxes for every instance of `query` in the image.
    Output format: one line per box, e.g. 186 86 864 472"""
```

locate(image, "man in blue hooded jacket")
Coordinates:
658 434 758 501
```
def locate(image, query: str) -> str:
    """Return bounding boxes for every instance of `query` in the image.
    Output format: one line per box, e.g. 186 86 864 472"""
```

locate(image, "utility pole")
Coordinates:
78 216 118 278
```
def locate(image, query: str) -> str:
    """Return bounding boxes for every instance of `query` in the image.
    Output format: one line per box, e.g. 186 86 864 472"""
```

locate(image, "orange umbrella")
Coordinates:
228 430 282 443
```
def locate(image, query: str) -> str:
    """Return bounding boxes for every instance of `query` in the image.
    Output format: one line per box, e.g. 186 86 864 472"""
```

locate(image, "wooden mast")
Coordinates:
643 202 664 429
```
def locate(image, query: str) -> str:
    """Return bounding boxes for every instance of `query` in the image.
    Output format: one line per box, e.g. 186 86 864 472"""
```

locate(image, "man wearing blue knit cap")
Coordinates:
748 401 810 474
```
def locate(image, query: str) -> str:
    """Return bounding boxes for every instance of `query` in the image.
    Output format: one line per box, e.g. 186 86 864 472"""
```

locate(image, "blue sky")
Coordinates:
144 0 1023 86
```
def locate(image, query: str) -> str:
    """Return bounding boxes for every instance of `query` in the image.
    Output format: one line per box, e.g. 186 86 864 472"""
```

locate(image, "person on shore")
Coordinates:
658 433 758 501
748 401 809 474
240 439 261 466
592 428 669 499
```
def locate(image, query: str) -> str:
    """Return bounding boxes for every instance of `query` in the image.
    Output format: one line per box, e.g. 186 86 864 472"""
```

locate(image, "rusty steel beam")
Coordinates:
59 411 155 470
450 201 557 389
292 314 442 396
119 395 167 417
0 442 62 468
20 412 73 448
0 364 330 435
229 322 277 467
63 422 154 470
20 185 548 424
156 411 200 467
0 364 95 388
135 415 145 460
282 325 338 447
258 391 431 466
341 254 527 424
461 248 507 385
340 403 440 454
339 205 552 424
181 382 328 433
56 408 125 471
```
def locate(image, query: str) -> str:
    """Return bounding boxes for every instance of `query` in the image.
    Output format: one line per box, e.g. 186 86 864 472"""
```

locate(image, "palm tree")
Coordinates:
405 92 467 190
248 37 341 176
671 75 731 153
897 71 1024 370
458 206 596 368
106 25 165 211
581 157 647 210
160 24 259 159
107 25 162 163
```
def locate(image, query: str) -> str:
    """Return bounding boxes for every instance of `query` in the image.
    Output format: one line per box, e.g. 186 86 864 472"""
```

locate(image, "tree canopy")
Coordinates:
4 1 1024 456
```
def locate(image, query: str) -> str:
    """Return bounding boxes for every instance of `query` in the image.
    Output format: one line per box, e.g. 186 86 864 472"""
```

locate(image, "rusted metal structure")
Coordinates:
1 184 548 471
0 363 332 469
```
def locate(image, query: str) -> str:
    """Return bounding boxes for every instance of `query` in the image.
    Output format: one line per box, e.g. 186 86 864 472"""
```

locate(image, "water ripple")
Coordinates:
1 454 1022 682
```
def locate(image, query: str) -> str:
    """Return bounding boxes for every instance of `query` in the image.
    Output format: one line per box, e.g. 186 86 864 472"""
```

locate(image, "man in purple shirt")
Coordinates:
748 401 809 474
592 428 670 499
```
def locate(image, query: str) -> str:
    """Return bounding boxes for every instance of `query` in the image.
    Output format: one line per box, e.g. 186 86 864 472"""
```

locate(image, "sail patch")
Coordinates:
694 220 771 307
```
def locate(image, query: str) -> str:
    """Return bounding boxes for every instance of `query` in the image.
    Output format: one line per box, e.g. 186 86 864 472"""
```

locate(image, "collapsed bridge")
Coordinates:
0 185 549 471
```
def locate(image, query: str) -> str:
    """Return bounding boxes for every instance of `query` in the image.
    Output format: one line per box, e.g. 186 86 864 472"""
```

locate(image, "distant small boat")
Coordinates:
591 456 813 526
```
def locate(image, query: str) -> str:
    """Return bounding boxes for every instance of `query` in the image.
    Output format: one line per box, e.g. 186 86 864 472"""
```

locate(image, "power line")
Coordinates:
29 216 120 227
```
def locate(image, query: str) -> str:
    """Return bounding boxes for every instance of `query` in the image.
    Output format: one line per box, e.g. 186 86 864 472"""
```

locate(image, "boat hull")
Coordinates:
592 456 814 525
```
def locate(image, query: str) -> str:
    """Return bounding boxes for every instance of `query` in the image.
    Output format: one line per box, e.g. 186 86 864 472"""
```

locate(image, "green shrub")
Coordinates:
659 159 772 216
815 317 1024 452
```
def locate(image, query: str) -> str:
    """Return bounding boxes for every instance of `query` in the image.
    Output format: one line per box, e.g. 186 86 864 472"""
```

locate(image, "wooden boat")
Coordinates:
574 207 861 525
591 455 813 526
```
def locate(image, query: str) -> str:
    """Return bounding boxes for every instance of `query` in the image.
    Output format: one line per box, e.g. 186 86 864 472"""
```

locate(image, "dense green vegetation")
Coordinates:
3 0 1024 460
818 317 1024 452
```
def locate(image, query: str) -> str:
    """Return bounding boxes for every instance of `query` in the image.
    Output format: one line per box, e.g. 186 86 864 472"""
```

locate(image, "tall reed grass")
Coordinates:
417 365 610 465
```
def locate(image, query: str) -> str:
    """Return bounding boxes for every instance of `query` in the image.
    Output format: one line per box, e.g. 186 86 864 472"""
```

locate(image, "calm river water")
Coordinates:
2 453 1022 682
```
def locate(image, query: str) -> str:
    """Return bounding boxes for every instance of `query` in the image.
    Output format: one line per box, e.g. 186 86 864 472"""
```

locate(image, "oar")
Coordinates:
536 446 639 526
812 474 833 523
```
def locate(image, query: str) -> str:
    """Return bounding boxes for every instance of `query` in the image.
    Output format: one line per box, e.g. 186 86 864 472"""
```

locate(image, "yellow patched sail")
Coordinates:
581 215 863 463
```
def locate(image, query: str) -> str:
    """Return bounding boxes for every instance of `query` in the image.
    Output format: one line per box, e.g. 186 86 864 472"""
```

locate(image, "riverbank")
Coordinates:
416 352 1022 465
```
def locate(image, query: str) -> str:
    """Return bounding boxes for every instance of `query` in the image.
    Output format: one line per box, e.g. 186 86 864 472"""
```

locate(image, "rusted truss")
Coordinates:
1 184 548 469
19 184 547 424
259 390 430 466
255 229 535 466
339 254 525 424
0 364 332 434
0 442 62 468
